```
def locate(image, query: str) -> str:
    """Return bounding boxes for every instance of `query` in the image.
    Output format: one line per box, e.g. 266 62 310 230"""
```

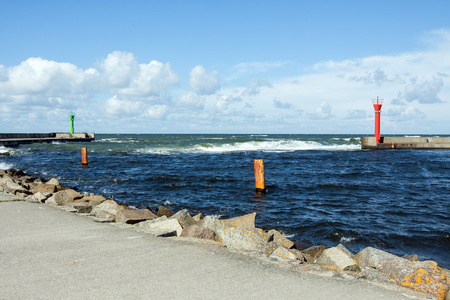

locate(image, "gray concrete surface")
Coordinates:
0 196 430 299
0 132 94 147
361 136 450 149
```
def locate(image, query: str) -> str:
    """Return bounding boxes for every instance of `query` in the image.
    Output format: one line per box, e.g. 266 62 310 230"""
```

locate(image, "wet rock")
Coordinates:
180 224 216 240
301 245 326 263
169 211 196 228
217 226 268 252
115 208 157 224
355 247 449 300
222 212 256 228
316 244 357 270
157 206 175 218
267 229 295 249
45 189 83 206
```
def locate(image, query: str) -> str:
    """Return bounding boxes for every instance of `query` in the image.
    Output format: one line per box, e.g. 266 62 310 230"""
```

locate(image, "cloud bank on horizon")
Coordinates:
0 3 449 134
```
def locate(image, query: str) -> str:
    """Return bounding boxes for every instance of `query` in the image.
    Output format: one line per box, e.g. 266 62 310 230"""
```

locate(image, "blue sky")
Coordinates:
1 0 450 134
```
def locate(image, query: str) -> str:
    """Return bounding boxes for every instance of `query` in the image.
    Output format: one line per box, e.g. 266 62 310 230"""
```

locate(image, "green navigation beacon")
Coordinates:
69 112 75 134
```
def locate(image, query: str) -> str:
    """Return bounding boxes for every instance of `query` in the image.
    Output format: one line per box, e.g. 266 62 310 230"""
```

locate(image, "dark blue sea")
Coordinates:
1 134 449 268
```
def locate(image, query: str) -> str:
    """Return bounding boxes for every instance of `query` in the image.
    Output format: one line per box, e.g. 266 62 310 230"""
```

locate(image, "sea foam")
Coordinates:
137 140 360 154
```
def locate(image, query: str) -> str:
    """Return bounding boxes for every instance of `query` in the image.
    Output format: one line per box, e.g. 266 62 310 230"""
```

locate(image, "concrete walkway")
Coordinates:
0 197 428 299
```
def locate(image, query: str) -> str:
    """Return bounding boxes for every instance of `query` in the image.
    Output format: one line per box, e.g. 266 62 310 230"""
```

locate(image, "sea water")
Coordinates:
2 134 449 268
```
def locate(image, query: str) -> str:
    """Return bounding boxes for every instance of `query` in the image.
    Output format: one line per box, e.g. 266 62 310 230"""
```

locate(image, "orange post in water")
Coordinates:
81 147 88 165
254 159 265 192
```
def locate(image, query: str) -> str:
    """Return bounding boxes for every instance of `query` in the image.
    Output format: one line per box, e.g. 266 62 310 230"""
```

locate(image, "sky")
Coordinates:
1 0 450 134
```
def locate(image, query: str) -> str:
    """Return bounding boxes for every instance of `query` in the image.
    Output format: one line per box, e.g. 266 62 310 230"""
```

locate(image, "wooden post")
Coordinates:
81 147 88 165
254 159 265 193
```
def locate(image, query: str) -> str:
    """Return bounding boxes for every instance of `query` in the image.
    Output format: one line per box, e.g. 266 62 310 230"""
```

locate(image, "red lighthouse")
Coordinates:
372 97 384 143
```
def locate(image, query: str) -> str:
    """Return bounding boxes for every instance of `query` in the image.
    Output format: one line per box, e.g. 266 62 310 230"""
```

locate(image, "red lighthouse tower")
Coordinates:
372 97 384 143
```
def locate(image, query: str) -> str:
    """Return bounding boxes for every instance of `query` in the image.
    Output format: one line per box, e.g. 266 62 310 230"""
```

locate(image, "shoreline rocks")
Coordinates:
1 168 449 300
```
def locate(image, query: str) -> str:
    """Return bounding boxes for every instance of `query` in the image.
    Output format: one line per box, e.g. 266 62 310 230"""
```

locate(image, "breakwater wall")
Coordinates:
361 136 450 150
0 132 95 147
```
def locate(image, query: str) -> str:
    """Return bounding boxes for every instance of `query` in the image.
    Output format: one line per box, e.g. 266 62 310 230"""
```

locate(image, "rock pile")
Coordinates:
1 168 449 300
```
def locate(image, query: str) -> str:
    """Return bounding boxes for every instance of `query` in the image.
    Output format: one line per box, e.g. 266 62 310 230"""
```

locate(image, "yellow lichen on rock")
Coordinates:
400 267 449 300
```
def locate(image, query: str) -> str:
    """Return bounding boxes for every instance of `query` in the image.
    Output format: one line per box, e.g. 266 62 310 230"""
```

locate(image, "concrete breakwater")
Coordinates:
1 168 449 299
0 132 95 147
361 136 450 150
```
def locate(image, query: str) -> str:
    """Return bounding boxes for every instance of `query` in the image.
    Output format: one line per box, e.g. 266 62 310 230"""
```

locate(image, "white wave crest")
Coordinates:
0 146 12 154
194 140 360 153
340 236 357 243
98 138 128 143
137 139 360 154
0 162 14 169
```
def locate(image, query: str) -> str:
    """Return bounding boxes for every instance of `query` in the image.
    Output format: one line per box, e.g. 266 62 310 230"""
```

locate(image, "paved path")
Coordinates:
0 197 427 299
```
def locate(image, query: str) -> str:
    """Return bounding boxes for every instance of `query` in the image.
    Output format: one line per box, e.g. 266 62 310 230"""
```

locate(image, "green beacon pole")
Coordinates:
69 113 75 134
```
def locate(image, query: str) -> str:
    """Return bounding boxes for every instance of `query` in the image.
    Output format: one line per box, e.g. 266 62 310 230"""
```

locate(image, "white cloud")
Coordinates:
243 79 273 96
403 77 444 104
145 105 168 119
347 68 390 86
99 51 179 97
99 51 138 88
118 60 179 97
0 57 97 106
233 61 288 75
104 96 142 116
345 109 367 119
0 52 180 132
173 92 204 109
213 94 242 114
189 65 220 95
1 29 450 133
273 99 292 109
384 106 426 121
308 101 334 120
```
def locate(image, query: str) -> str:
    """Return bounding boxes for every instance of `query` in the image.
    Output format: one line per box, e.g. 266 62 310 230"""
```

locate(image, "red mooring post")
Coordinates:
372 97 384 143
